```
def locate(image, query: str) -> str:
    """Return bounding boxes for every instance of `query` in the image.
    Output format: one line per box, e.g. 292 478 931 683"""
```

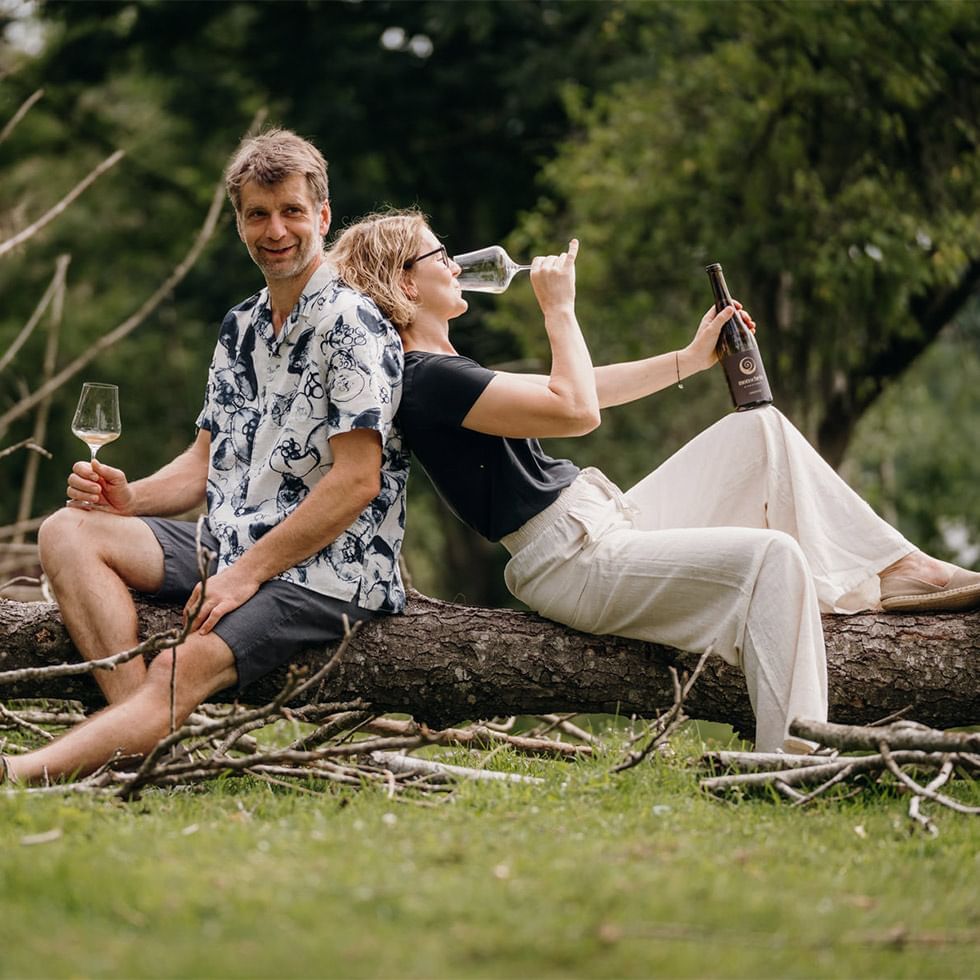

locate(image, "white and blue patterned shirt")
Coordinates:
196 261 408 612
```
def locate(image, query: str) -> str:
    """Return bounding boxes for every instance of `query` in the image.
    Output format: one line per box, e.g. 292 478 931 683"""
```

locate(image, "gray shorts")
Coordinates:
139 517 378 694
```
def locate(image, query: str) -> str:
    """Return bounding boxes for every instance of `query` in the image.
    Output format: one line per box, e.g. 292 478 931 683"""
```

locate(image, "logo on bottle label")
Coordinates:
721 349 772 408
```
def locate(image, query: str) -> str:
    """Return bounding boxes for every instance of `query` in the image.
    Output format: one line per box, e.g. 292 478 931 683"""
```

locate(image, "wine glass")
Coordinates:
453 245 531 294
71 382 121 461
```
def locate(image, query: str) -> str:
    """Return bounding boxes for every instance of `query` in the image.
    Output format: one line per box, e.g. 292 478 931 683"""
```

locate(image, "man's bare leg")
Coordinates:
38 508 167 703
4 632 237 784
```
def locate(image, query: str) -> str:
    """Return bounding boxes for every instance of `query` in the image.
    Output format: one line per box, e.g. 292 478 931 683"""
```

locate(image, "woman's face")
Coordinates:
405 228 468 322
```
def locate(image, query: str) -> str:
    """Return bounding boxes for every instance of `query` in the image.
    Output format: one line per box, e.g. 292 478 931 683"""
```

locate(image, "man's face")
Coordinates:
236 174 330 282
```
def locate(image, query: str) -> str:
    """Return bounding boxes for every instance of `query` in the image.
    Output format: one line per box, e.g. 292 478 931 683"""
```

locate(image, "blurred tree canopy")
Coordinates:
1 0 978 605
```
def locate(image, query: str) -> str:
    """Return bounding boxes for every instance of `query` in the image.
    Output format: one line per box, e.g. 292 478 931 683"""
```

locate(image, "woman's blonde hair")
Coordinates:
328 209 429 331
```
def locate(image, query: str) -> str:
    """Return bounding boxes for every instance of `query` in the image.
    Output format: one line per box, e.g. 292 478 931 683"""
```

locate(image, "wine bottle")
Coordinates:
453 245 531 294
705 263 773 411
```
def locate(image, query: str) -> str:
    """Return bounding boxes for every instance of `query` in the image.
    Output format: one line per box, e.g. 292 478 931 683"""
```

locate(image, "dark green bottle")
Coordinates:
705 263 773 411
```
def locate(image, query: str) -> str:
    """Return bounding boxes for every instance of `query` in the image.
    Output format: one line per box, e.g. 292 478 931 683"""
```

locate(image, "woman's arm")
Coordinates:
495 302 754 410
460 240 602 439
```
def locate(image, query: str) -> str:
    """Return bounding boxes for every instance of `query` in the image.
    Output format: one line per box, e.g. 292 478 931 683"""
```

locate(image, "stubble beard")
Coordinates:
252 220 324 281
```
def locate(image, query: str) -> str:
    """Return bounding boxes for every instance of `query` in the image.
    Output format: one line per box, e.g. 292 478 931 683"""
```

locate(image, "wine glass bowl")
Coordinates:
453 245 531 294
71 382 121 460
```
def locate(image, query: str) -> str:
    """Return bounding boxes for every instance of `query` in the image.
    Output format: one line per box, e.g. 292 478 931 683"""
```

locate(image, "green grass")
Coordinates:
1 724 978 979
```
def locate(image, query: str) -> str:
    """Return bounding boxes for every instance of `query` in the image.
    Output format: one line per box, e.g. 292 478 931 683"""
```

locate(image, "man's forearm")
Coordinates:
231 469 375 585
129 441 209 516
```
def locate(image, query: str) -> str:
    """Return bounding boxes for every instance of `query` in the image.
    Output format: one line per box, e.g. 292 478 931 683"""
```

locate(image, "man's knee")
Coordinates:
38 507 91 575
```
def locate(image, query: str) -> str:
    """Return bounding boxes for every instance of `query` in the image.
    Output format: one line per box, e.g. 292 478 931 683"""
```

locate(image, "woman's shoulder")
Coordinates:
405 350 487 375
402 351 495 426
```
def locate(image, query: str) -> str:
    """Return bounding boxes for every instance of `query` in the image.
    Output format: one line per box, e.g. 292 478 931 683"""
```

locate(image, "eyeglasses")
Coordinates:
404 245 450 269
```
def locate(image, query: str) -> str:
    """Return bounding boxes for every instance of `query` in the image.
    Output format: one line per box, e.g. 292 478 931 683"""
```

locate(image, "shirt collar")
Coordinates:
252 259 339 350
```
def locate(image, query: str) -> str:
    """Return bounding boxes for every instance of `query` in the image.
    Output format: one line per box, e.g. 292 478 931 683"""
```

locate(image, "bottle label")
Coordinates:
720 349 772 407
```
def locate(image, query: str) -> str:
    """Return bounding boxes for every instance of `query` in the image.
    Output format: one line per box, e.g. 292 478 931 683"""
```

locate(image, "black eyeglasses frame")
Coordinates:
404 245 450 270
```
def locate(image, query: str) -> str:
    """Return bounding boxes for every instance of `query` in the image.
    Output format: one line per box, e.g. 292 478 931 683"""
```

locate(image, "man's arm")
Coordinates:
66 428 211 516
184 427 382 634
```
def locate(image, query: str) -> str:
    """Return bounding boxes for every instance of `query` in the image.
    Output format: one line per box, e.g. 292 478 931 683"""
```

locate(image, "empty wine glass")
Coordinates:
71 382 121 461
453 245 531 294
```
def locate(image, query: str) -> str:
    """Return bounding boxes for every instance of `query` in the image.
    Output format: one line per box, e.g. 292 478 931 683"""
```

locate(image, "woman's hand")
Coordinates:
530 239 579 315
683 301 757 374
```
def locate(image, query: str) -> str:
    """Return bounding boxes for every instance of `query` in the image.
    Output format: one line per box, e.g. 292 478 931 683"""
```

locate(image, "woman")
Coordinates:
328 210 980 753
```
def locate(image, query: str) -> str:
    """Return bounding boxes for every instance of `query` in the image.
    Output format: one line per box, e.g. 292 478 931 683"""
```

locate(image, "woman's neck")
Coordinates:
401 312 457 355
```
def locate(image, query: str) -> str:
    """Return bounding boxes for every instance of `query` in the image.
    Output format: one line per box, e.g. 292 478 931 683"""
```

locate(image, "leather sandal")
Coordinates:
880 567 980 613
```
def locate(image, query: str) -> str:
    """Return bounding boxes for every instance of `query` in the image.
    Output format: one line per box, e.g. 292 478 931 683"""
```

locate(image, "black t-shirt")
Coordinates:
399 351 580 541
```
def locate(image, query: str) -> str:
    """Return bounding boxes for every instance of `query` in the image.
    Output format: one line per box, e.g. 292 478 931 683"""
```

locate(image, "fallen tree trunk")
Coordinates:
1 593 977 737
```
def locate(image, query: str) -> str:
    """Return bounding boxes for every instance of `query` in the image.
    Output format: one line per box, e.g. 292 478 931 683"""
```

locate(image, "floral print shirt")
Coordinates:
196 261 408 612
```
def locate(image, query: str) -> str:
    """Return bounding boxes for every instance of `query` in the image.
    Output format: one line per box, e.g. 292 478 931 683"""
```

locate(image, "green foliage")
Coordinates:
1 726 978 978
2 0 978 601
0 0 645 536
493 0 980 486
843 303 980 567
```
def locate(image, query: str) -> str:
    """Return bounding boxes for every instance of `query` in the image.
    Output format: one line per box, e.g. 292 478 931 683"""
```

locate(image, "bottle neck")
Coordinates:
707 268 733 311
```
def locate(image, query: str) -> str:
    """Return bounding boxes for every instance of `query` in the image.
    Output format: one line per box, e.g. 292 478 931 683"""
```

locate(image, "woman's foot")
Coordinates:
879 551 980 612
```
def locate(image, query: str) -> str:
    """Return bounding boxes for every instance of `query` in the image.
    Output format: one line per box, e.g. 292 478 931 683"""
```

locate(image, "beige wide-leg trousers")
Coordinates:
501 406 915 752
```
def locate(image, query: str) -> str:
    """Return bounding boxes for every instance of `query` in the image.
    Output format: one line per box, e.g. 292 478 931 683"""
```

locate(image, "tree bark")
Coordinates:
0 593 977 738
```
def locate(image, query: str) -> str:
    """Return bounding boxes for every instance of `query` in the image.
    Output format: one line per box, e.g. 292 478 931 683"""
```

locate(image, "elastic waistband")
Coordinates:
500 468 624 556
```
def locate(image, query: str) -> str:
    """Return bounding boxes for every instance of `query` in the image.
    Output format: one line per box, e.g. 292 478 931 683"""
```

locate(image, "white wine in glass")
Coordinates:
453 245 531 293
71 382 121 460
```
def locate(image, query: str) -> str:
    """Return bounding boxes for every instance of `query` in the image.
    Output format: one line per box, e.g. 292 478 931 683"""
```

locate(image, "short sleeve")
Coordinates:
195 371 214 432
410 354 495 429
320 299 402 442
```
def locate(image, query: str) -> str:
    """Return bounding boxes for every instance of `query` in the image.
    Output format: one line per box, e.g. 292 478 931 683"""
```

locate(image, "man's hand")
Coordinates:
66 459 137 515
684 301 757 373
184 565 261 636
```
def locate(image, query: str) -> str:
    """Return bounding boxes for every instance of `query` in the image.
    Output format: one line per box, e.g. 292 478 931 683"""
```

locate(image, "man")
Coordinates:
2 129 407 785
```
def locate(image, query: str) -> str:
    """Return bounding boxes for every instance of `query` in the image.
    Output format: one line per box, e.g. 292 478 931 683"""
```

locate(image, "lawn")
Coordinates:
1 724 977 979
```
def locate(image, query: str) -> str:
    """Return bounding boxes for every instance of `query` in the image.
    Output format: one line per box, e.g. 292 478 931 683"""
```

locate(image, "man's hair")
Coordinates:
328 209 429 331
224 128 329 213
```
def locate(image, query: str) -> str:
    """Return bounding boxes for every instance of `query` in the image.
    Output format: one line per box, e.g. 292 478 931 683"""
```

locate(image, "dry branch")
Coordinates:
701 717 980 834
0 150 124 259
0 255 69 375
0 440 50 463
0 178 226 436
0 88 44 146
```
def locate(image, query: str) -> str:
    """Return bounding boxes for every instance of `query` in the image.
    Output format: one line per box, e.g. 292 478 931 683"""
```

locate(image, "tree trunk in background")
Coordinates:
1 594 977 738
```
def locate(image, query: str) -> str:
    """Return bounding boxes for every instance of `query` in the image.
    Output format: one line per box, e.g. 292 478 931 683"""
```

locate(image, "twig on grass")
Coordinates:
701 717 979 834
0 701 55 742
527 714 603 746
362 716 593 759
612 646 713 773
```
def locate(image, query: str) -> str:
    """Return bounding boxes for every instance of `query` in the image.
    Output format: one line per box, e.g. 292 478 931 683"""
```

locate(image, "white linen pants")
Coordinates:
500 406 915 752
